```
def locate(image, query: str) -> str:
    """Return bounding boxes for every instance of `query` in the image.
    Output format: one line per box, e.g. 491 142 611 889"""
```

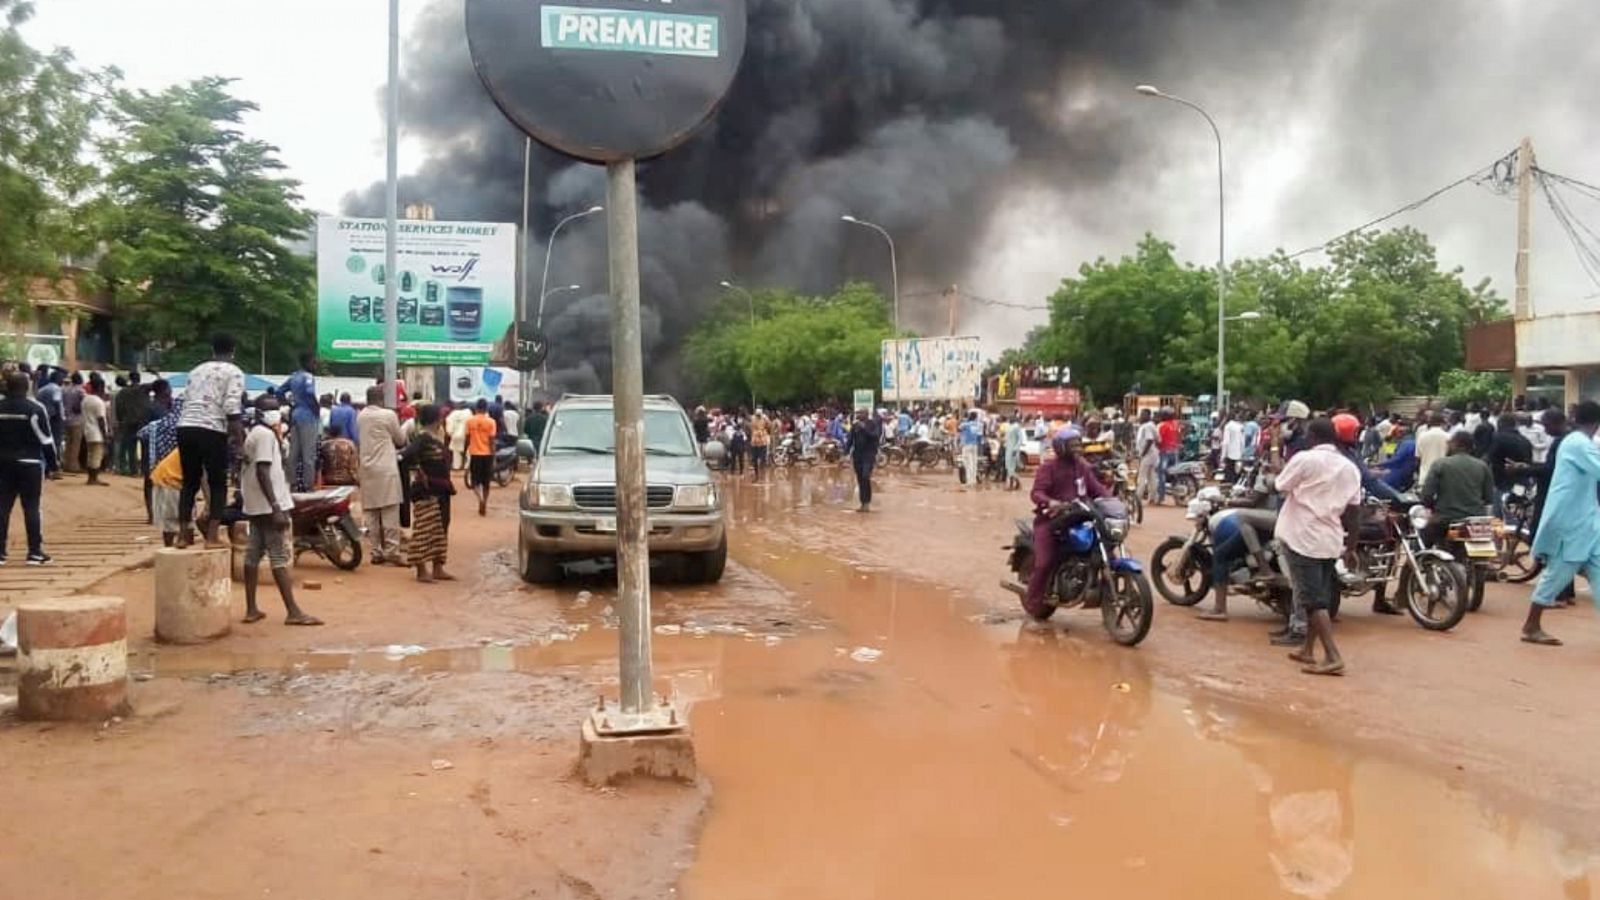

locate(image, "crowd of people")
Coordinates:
0 333 561 624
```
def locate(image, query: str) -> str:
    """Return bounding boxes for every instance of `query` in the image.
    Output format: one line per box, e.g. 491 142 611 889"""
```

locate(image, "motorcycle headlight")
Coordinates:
675 483 717 510
1185 499 1208 520
1407 504 1431 531
532 483 574 509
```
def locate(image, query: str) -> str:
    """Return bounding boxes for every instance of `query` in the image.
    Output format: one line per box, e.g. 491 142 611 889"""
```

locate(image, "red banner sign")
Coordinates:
1016 387 1081 411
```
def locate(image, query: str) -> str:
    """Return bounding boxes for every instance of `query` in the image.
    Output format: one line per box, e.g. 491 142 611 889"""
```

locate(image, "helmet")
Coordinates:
1051 426 1083 458
1284 400 1311 420
1331 413 1362 445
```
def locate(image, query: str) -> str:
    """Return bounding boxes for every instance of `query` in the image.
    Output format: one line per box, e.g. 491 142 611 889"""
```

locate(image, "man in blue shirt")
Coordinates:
1520 400 1600 646
897 409 912 440
1241 413 1260 465
330 393 359 452
276 352 320 491
959 410 984 486
1375 423 1418 491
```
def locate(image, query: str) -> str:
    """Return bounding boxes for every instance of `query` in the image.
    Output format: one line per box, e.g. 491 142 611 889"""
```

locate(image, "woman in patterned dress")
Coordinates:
401 404 456 583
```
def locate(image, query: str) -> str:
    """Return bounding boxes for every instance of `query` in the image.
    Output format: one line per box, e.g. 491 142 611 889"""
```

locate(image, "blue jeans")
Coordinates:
1157 452 1177 503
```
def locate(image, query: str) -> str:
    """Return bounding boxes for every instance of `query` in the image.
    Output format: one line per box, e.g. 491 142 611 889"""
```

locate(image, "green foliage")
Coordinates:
685 282 895 407
97 77 314 370
1437 368 1511 408
0 0 102 317
1027 228 1504 408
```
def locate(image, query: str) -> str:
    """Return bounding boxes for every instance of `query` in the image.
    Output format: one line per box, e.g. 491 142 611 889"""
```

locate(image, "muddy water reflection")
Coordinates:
680 508 1598 899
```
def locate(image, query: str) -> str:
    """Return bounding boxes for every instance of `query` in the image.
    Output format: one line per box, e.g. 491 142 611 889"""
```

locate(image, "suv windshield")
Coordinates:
545 407 698 457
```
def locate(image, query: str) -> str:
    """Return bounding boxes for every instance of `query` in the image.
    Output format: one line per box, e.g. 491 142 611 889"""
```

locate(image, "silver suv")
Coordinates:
518 394 726 584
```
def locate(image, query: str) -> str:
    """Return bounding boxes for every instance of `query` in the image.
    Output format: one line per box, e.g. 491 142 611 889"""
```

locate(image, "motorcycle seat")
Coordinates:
292 488 353 504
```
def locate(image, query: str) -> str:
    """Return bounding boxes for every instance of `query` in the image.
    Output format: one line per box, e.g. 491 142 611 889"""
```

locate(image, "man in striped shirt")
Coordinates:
0 372 60 565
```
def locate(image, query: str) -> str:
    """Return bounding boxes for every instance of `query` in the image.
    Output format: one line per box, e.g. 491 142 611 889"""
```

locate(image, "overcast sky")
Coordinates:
23 1 1600 351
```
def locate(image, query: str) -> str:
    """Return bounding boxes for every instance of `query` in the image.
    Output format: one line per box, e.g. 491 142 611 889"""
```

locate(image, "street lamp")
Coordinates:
1136 84 1228 406
1224 311 1262 323
840 215 900 330
718 280 755 326
719 280 758 411
536 206 604 331
543 283 582 304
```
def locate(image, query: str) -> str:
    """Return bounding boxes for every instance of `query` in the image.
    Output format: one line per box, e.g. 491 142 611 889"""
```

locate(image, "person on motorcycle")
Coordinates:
1023 427 1110 619
1420 431 1495 547
1332 412 1408 615
1272 400 1311 465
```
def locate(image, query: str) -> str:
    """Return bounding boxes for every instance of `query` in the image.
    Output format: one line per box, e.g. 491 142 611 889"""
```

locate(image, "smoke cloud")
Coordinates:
345 0 1600 390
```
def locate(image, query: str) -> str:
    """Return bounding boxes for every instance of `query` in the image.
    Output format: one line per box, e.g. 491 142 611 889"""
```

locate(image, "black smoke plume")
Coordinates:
344 0 1323 392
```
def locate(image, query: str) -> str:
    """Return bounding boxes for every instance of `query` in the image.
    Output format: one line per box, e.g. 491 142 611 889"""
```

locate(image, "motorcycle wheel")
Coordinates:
1151 537 1210 606
1169 475 1198 504
1126 489 1144 525
1400 557 1469 631
886 446 908 467
324 521 363 571
1103 571 1154 647
1467 566 1486 612
1499 527 1543 584
493 466 514 488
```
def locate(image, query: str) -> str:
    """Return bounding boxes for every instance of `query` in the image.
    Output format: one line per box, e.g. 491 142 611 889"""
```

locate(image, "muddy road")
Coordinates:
3 466 1598 898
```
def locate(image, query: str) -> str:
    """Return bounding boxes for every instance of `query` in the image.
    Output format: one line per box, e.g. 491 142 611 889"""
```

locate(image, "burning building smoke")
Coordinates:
349 0 1585 391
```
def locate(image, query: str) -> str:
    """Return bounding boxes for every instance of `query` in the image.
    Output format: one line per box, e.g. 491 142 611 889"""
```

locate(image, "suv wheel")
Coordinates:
518 537 563 584
683 536 728 584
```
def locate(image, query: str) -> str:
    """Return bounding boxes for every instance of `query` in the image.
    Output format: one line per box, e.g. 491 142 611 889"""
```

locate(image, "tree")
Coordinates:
1437 369 1511 408
1024 228 1504 408
97 77 313 370
0 1 100 335
685 282 895 407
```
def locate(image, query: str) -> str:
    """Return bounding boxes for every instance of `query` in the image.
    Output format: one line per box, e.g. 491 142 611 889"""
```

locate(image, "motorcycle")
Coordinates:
1151 486 1294 617
1001 497 1154 647
288 486 364 570
814 437 844 465
910 438 954 470
1095 455 1144 525
1340 496 1470 631
1494 478 1542 584
1164 460 1206 504
1442 515 1504 612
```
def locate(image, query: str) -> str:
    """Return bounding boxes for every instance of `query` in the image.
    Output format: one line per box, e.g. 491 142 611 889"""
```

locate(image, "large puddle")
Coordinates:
16 472 1595 898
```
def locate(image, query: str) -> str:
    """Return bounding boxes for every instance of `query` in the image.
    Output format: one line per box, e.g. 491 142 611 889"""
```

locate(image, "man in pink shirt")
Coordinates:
1272 417 1362 675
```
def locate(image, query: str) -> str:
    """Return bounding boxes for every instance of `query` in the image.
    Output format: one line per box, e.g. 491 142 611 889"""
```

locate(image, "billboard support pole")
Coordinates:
381 0 400 405
517 136 532 409
606 158 661 724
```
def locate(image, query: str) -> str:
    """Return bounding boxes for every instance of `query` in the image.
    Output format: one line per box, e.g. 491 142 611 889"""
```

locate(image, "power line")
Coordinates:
900 289 1050 312
1534 168 1600 294
1285 152 1512 259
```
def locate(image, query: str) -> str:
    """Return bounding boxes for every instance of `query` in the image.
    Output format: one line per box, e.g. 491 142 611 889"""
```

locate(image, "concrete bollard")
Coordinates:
154 548 232 644
16 596 132 721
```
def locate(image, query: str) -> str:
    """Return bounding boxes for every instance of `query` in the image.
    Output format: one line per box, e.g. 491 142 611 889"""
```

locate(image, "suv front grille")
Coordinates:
572 485 675 510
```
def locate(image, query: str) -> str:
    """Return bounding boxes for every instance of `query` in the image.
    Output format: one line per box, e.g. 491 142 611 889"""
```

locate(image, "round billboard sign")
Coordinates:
466 0 747 163
514 323 551 371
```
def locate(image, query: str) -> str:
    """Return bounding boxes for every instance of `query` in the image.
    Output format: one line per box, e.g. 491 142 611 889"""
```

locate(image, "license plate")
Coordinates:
1465 540 1497 558
593 517 617 534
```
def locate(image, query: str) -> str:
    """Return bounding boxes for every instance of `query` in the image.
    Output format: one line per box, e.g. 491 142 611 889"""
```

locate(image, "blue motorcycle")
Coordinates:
1003 497 1154 646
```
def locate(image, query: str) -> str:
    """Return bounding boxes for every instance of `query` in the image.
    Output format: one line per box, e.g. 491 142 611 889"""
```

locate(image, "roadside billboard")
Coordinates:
881 336 983 404
315 216 517 365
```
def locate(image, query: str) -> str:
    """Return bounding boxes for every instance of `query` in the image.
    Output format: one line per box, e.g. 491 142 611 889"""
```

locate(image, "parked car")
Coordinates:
518 395 727 584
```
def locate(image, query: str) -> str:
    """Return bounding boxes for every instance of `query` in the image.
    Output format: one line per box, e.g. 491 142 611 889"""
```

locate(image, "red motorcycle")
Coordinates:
289 486 364 570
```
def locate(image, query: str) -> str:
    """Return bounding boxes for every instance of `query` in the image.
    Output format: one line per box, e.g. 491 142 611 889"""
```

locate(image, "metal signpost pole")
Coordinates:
607 159 654 718
517 137 532 409
382 0 400 404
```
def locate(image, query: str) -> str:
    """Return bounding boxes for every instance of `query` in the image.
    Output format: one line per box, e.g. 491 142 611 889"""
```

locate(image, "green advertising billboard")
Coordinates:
315 216 517 364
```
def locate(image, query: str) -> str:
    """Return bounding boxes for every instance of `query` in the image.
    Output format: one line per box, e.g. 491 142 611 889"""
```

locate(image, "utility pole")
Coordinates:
381 0 400 408
1515 136 1534 321
946 284 959 336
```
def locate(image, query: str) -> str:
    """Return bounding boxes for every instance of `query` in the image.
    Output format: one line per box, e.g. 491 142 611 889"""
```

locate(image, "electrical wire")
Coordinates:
1286 152 1513 259
1535 169 1600 294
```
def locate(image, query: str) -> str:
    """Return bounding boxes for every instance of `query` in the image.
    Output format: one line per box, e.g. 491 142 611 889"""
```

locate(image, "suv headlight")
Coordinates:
675 483 717 510
531 483 574 509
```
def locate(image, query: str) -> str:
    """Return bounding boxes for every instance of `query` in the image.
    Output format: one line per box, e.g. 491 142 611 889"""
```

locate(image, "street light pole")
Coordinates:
543 284 582 305
719 280 757 411
535 205 603 393
841 215 901 409
840 215 899 330
1136 85 1226 409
